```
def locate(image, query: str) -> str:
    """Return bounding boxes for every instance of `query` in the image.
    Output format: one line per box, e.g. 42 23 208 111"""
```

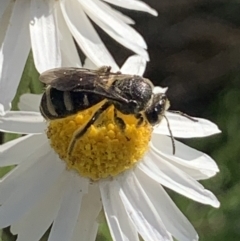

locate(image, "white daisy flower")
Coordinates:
0 0 156 115
0 56 220 241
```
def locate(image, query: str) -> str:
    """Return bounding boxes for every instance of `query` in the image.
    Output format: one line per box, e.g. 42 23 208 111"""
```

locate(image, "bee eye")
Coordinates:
145 93 168 126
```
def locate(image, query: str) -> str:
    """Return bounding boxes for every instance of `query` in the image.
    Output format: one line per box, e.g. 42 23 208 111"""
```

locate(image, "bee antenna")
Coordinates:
163 115 176 155
168 110 198 122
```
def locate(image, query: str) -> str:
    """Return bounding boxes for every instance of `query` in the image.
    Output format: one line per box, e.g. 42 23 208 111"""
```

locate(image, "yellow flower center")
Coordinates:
47 102 152 180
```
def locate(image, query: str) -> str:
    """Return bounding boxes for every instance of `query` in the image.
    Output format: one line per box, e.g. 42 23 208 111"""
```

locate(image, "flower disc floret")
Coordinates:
47 103 152 180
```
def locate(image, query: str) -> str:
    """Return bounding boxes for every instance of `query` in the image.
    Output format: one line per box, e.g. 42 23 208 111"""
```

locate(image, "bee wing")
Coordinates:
39 67 100 91
40 67 132 104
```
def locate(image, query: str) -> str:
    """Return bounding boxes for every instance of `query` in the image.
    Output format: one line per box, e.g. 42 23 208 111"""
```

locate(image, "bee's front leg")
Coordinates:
68 101 112 157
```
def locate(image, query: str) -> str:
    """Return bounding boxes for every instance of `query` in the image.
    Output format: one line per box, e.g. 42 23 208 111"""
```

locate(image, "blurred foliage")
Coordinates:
176 72 240 241
97 220 112 241
2 228 16 241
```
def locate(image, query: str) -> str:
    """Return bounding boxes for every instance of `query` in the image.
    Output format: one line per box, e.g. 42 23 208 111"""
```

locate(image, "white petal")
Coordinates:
154 112 221 138
103 0 158 16
83 58 97 69
0 111 45 134
11 171 68 241
84 13 149 61
60 0 118 70
92 0 135 25
0 153 65 228
0 105 6 117
78 0 147 49
153 86 168 94
71 183 102 241
101 5 135 25
0 139 51 205
117 171 173 241
55 2 82 67
139 149 220 208
151 134 219 180
18 93 42 112
0 143 52 203
0 0 13 47
0 0 11 19
48 172 88 241
100 180 139 241
30 0 61 73
121 55 147 75
0 134 47 166
135 168 198 241
0 0 30 114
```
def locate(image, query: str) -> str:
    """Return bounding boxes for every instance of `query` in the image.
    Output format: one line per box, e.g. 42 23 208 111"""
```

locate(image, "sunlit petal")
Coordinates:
100 180 139 241
117 171 173 241
0 0 12 20
78 0 147 49
30 0 61 73
60 0 118 70
55 1 82 67
135 168 198 241
0 111 45 134
0 134 47 166
71 183 102 241
121 55 147 75
151 134 219 180
0 153 65 228
0 0 30 114
103 0 158 16
155 112 221 138
0 0 13 47
18 93 42 112
11 171 68 241
48 172 88 241
139 149 220 207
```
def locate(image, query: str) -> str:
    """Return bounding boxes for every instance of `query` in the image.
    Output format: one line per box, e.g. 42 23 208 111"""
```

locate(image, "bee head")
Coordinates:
145 93 170 125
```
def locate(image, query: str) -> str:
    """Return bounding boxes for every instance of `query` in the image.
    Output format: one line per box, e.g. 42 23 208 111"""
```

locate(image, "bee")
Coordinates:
40 66 171 155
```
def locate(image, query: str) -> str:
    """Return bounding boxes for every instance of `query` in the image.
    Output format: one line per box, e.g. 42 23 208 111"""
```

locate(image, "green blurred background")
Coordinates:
1 0 240 240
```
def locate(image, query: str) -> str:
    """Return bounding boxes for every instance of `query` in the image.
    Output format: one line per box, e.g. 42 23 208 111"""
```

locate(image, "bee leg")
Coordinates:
113 108 126 131
168 110 198 122
68 101 112 157
135 113 144 127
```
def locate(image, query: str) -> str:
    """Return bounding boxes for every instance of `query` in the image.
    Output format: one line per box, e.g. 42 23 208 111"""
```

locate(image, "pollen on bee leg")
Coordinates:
46 106 152 180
